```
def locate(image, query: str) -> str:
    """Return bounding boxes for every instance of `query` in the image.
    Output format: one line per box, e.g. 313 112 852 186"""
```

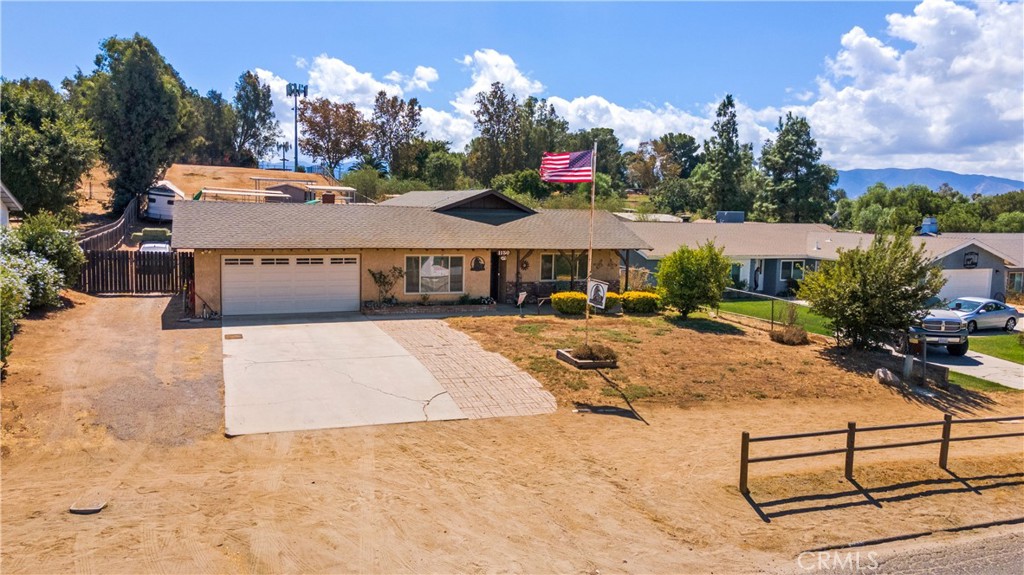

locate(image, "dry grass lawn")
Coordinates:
447 312 1014 413
165 163 330 197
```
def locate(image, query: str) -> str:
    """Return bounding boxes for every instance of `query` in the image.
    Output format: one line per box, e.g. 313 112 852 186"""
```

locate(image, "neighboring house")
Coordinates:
171 189 650 316
625 220 1023 300
624 221 834 295
809 230 1023 301
143 180 187 221
1 181 24 227
264 183 309 203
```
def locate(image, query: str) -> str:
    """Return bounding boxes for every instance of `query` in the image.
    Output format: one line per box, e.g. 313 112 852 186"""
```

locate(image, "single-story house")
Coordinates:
808 230 1023 301
1 180 24 227
623 221 834 295
624 220 1023 300
171 189 650 316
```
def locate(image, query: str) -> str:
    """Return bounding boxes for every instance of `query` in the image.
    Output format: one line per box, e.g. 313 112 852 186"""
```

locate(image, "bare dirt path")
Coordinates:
2 295 1021 574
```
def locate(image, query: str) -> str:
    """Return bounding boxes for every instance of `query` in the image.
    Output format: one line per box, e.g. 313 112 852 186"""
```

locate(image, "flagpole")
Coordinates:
584 141 597 346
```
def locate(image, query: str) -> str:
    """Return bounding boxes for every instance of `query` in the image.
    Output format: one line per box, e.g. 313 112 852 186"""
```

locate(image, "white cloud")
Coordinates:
451 49 544 116
306 53 402 106
256 2 1023 179
791 0 1024 178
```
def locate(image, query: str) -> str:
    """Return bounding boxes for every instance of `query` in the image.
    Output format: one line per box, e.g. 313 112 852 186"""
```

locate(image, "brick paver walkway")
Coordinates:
374 319 557 419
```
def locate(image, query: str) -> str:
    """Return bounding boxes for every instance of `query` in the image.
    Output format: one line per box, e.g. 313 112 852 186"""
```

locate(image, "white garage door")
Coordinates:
221 255 360 315
938 269 993 301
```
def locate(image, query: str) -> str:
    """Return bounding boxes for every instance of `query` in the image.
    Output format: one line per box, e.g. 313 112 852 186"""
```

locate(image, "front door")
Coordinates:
490 251 507 301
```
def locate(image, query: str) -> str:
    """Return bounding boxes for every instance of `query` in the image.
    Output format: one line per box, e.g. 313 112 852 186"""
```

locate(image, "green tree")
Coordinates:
467 82 521 184
650 178 700 215
490 169 550 199
574 172 615 199
758 112 838 223
937 202 982 232
655 240 731 318
0 78 99 216
516 96 568 171
232 71 279 166
393 138 452 181
691 95 751 214
340 167 382 202
298 97 369 176
185 89 235 165
982 211 1024 232
423 150 464 190
564 127 627 191
658 132 702 178
800 231 945 349
371 91 423 176
74 34 192 213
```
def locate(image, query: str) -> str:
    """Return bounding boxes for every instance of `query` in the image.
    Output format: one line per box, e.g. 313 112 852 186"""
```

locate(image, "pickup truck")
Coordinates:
907 308 970 356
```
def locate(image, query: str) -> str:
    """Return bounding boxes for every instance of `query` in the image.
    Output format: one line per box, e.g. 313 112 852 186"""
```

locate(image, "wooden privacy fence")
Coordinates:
77 197 139 252
739 414 1024 494
78 251 194 294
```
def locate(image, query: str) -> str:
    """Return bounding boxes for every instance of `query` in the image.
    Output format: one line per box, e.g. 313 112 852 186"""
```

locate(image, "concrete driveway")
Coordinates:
921 335 1024 390
221 314 466 435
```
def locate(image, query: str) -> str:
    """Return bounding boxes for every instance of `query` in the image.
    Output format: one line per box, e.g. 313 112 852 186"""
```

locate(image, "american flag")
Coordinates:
539 150 594 183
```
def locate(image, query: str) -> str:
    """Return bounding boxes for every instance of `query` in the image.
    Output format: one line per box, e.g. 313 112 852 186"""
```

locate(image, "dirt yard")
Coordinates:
165 164 331 197
1 296 1021 574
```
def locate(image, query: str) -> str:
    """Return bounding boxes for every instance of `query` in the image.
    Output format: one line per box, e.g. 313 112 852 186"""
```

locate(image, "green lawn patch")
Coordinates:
717 300 832 336
513 323 547 337
968 333 1024 365
948 371 1021 393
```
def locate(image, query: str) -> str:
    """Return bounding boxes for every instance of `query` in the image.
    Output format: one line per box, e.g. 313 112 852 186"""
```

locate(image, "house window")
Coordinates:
1010 272 1023 293
540 253 589 282
405 256 464 293
225 258 254 266
780 260 805 281
730 263 743 286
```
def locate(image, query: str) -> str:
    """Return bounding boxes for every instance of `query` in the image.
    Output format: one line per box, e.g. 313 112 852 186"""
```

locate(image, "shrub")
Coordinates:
1 265 30 362
367 266 404 304
770 325 810 346
14 211 85 282
592 291 621 314
2 251 64 309
552 291 587 315
621 291 661 313
800 230 945 349
655 240 731 318
570 343 618 361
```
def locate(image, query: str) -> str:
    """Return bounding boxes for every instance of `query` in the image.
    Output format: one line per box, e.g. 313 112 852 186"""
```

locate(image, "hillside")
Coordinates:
837 168 1024 198
164 164 331 196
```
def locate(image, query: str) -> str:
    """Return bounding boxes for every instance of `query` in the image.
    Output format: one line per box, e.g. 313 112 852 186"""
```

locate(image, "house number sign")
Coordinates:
497 249 510 260
963 251 978 269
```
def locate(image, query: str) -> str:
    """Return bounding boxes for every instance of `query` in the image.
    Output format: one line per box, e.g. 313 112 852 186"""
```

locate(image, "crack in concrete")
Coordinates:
422 391 450 421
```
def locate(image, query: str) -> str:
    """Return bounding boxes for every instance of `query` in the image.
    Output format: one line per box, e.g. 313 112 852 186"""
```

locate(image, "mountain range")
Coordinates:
836 168 1023 198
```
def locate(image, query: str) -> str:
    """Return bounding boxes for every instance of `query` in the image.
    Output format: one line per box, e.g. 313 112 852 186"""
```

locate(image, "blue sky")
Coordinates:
3 1 1022 179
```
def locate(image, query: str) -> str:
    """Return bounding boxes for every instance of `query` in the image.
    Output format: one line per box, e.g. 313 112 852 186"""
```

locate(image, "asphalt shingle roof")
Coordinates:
171 202 651 251
379 190 492 208
626 221 834 260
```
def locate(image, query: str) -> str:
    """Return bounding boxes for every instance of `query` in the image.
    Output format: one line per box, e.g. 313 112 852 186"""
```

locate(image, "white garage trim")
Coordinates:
938 269 993 302
221 254 360 315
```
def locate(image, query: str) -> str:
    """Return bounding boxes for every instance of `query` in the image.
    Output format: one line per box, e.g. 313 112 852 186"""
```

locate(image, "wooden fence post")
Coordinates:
844 422 857 480
939 414 953 470
740 432 750 495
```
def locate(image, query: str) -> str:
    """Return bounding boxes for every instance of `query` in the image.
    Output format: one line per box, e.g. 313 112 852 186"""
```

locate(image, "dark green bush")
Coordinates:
14 211 85 282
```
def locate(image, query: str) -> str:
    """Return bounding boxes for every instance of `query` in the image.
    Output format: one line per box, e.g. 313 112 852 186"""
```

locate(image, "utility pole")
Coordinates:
286 82 308 172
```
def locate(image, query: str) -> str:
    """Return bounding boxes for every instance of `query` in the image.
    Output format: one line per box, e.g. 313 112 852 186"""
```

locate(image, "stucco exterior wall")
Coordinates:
194 247 626 313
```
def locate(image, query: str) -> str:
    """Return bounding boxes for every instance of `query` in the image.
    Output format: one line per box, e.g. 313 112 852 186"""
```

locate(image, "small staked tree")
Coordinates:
655 240 731 318
799 230 946 348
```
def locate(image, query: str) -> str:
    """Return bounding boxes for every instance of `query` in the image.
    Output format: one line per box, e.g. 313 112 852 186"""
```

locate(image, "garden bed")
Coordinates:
362 303 497 316
555 348 618 369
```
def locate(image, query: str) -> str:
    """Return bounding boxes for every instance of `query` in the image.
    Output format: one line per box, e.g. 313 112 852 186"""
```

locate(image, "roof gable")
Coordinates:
380 189 535 214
